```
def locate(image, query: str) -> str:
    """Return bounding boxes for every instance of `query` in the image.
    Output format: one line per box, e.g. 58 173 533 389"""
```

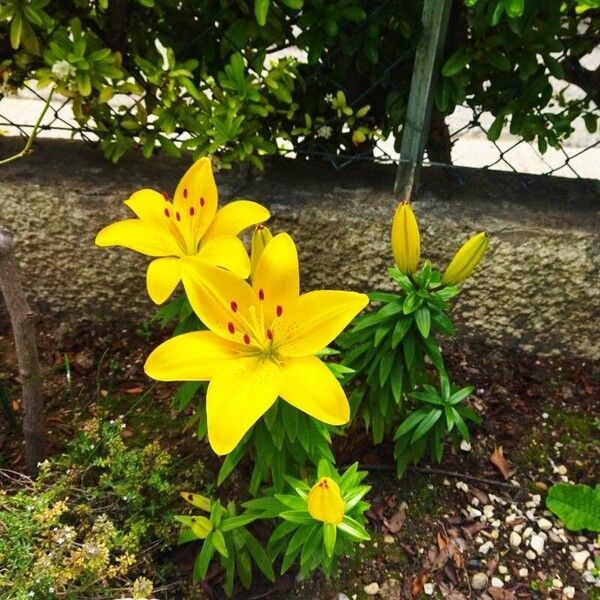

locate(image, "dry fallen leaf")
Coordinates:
385 501 407 533
487 589 515 600
411 574 427 598
124 386 144 395
489 446 512 480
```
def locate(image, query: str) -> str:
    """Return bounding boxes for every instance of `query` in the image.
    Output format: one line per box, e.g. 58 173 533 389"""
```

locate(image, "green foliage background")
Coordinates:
1 0 599 166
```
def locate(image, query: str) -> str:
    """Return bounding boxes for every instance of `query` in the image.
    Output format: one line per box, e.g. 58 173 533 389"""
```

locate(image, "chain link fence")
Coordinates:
1 19 599 183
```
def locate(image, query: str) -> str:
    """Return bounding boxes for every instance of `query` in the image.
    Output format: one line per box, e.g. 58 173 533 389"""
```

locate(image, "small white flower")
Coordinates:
317 125 332 139
324 93 334 103
51 60 75 82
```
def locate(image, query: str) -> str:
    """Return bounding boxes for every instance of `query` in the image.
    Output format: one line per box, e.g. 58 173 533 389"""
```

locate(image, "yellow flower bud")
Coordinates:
250 224 273 279
307 477 345 525
442 232 489 286
391 201 420 274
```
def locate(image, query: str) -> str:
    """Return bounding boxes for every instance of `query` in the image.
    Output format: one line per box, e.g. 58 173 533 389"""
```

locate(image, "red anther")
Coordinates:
176 212 181 221
266 329 273 340
228 322 235 334
258 289 264 300
243 334 251 345
183 188 188 198
164 208 170 218
200 197 205 207
276 305 283 317
189 206 195 216
230 301 238 312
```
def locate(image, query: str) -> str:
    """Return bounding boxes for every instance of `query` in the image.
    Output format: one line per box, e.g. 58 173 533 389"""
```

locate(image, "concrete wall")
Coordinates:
1 139 598 360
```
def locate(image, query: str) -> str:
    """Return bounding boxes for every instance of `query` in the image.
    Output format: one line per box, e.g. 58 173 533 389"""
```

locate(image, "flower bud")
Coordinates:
391 201 420 274
307 477 345 525
250 224 273 279
442 232 489 286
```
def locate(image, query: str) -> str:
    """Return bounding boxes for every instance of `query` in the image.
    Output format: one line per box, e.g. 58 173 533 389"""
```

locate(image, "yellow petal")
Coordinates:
197 235 251 278
95 219 183 257
250 225 273 279
279 355 350 425
203 200 270 241
252 232 299 326
173 157 218 241
207 358 280 454
124 189 170 227
307 477 345 524
278 290 368 357
146 257 181 304
442 232 489 286
179 258 257 343
144 331 239 381
391 202 420 274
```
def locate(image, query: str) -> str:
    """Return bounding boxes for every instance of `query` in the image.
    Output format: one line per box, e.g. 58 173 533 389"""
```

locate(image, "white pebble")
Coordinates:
479 541 494 555
510 531 522 548
423 583 434 595
563 586 575 599
518 568 528 577
498 565 508 574
383 534 395 544
571 550 590 564
460 440 472 451
526 550 537 560
538 518 552 530
491 577 504 588
364 583 379 595
530 534 546 555
523 526 534 539
471 573 488 590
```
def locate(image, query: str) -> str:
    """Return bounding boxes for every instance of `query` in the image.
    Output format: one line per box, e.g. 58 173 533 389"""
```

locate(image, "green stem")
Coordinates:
0 88 55 166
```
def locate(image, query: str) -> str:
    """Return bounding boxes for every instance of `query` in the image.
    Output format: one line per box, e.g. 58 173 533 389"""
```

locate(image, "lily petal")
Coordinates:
146 257 181 304
203 200 270 241
279 355 350 425
124 189 170 227
278 290 369 357
197 235 251 279
179 259 256 342
144 331 239 381
207 358 280 454
173 157 218 241
95 219 183 257
252 232 300 325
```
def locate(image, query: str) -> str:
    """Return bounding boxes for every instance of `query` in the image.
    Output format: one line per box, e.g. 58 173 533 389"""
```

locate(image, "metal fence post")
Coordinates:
394 0 452 200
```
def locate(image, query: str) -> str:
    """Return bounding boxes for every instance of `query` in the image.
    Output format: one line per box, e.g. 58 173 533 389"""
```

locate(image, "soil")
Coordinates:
0 308 598 600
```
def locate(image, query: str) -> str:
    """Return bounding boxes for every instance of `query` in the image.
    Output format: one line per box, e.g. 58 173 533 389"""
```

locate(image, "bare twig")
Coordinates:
0 88 54 166
0 227 45 475
358 463 517 490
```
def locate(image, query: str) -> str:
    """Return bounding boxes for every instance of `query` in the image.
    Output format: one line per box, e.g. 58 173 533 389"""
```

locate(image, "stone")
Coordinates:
510 531 522 548
383 534 395 544
364 583 380 595
526 550 537 560
537 518 553 530
471 573 488 590
518 568 528 577
491 577 504 588
338 595 350 600
571 549 590 564
530 534 546 555
423 583 434 595
563 587 575 599
479 541 494 555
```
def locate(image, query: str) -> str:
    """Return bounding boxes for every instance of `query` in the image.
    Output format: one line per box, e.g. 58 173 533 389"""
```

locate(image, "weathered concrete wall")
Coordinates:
1 138 599 360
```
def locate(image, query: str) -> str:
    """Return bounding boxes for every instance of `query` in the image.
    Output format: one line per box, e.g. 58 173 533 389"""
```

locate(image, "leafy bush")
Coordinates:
0 416 195 599
1 0 598 165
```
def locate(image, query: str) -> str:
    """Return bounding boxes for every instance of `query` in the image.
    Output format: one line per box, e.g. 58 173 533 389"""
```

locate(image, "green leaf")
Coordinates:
442 47 470 77
323 523 337 557
410 409 442 442
414 307 431 338
220 514 260 532
338 515 370 541
488 114 504 142
403 292 422 315
391 318 411 348
583 113 597 134
254 0 270 26
10 12 23 49
390 353 404 403
504 0 524 17
240 529 275 581
394 408 430 439
281 0 303 7
448 386 474 405
546 484 600 532
193 537 215 582
211 529 229 558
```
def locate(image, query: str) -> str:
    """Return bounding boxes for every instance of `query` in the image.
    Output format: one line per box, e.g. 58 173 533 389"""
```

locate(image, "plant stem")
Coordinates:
0 88 55 166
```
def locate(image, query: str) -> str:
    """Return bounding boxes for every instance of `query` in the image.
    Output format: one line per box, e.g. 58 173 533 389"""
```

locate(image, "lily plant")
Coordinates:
144 232 368 455
95 157 270 304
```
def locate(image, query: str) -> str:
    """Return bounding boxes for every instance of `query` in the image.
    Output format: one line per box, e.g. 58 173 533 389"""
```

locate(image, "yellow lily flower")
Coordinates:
95 157 270 304
442 232 489 286
391 201 420 275
144 233 369 455
250 224 273 279
307 476 345 525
